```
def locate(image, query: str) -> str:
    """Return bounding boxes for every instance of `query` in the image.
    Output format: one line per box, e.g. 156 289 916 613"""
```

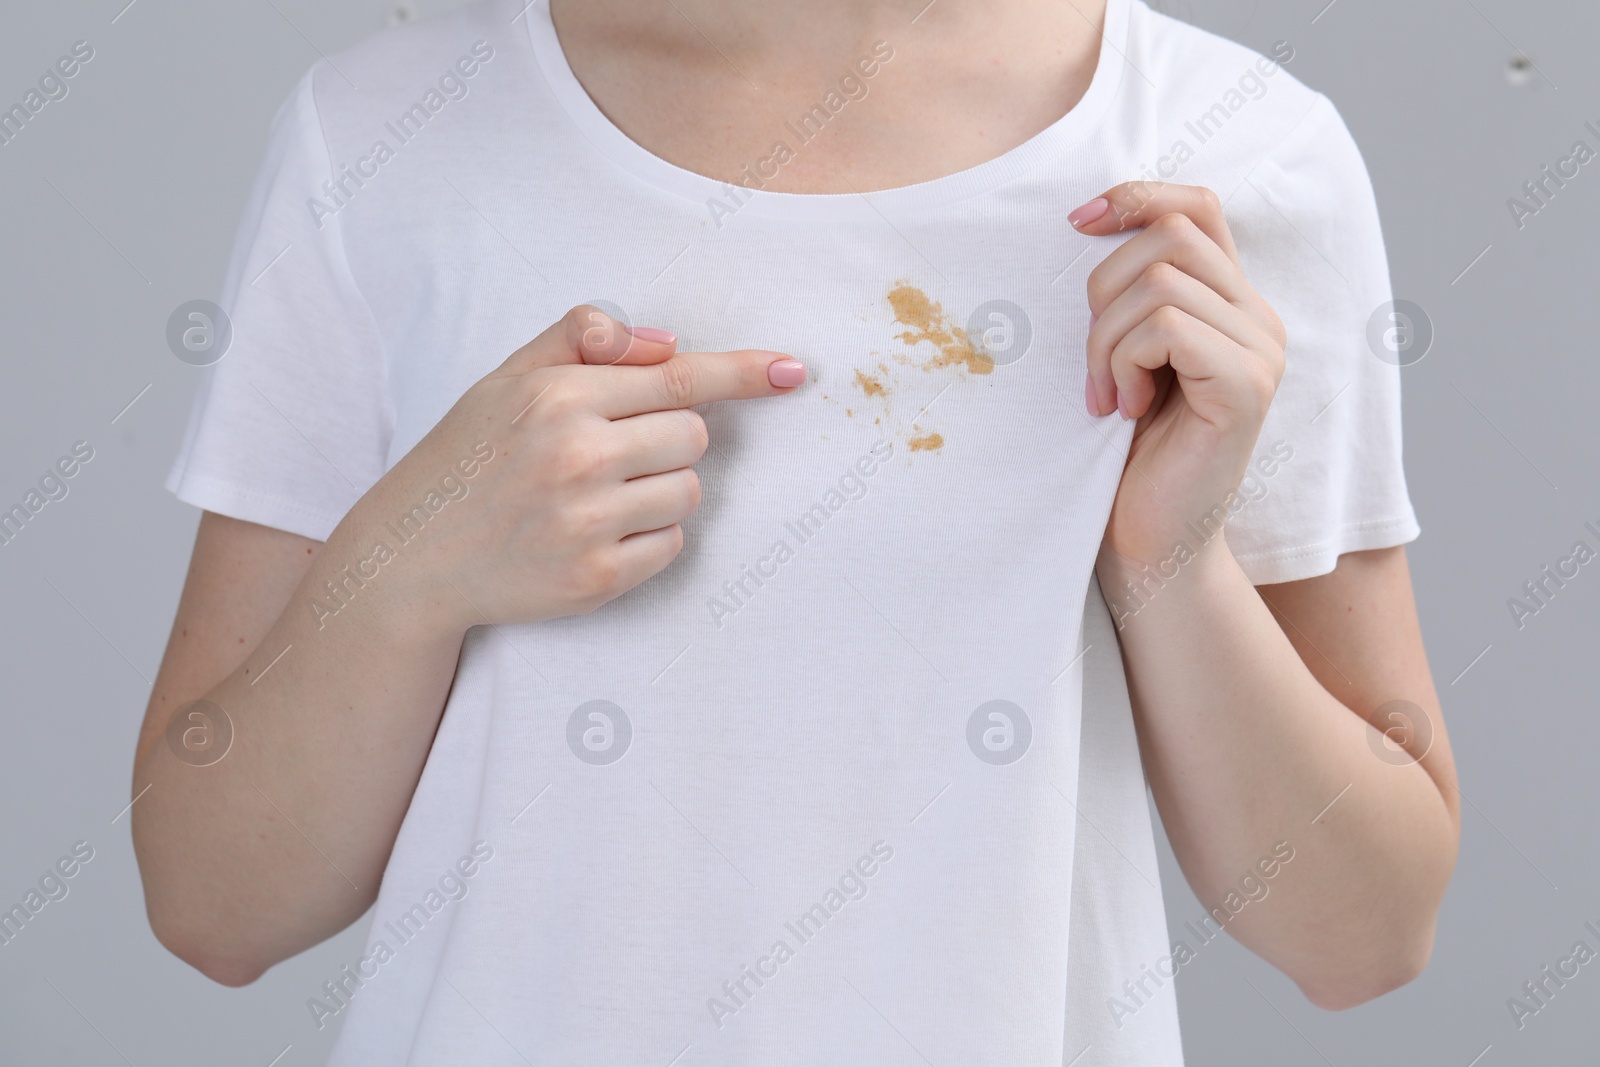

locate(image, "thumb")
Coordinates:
499 305 678 375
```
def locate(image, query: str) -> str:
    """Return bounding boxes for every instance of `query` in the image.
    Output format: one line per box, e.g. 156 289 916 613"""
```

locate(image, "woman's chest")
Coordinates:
353 205 1119 447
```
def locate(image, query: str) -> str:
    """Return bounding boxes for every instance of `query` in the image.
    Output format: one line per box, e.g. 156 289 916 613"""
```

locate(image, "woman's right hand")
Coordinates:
134 303 809 983
356 305 807 634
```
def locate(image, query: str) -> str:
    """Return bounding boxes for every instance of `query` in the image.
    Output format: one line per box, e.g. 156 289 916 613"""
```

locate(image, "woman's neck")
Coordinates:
549 0 1110 193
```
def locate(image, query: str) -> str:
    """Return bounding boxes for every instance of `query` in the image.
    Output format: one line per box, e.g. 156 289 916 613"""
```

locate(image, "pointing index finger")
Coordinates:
593 350 807 419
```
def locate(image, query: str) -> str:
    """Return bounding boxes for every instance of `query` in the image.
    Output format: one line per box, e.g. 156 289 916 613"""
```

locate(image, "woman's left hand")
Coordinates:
1070 182 1287 571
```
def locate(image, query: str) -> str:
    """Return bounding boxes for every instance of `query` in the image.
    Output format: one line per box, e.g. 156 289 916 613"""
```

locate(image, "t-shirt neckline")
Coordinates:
522 0 1131 221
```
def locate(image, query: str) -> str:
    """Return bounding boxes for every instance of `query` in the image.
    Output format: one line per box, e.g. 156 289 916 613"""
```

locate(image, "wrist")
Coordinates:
1096 528 1245 632
314 502 475 647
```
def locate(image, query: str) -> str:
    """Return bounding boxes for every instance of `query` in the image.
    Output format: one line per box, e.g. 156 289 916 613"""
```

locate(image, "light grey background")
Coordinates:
0 0 1591 1064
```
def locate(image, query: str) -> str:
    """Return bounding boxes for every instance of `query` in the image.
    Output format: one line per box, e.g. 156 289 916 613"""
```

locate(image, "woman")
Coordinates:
132 0 1458 1062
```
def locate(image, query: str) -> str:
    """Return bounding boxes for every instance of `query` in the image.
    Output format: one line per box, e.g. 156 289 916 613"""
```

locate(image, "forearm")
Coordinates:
132 493 470 984
1100 536 1456 1008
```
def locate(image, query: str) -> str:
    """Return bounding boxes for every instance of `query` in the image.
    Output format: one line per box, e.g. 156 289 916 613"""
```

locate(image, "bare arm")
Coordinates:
1104 542 1458 1009
1072 180 1458 1008
132 309 806 984
132 509 467 986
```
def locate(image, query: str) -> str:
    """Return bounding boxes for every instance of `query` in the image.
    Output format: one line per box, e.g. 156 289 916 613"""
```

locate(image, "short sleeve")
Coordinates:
165 63 392 542
1223 92 1420 585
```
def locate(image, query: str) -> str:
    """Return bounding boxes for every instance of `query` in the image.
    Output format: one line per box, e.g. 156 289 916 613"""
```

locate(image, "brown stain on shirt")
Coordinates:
853 368 888 397
840 284 994 452
888 284 995 376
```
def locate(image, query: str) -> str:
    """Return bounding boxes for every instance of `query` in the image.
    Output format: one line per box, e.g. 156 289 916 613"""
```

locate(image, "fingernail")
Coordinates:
1085 376 1100 416
1088 312 1098 330
1069 197 1110 228
1117 395 1131 421
768 359 807 388
626 325 677 344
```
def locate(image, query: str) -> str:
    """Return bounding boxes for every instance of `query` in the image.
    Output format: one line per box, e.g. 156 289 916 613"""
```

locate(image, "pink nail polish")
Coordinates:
1068 197 1110 228
768 359 806 388
1085 377 1100 416
626 326 677 344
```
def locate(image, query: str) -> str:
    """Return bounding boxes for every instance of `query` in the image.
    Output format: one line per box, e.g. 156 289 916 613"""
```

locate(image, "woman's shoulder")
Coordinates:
295 0 523 131
1125 0 1324 120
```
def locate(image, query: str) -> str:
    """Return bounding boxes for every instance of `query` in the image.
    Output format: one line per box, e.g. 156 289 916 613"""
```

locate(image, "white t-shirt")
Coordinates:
166 0 1419 1062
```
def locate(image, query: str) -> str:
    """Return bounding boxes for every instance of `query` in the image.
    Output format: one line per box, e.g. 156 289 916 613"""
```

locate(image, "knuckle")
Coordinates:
1151 303 1189 337
1253 380 1278 415
1246 364 1279 411
563 303 602 338
560 505 614 559
1264 349 1286 388
552 438 608 484
1153 211 1195 240
657 359 698 408
564 304 620 360
1139 259 1183 295
558 501 606 544
571 550 622 611
560 304 594 349
1264 307 1288 349
585 550 622 593
534 374 585 417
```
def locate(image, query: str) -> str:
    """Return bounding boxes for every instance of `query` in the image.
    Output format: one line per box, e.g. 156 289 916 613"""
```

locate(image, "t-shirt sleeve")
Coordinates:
165 62 392 543
1221 91 1421 585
